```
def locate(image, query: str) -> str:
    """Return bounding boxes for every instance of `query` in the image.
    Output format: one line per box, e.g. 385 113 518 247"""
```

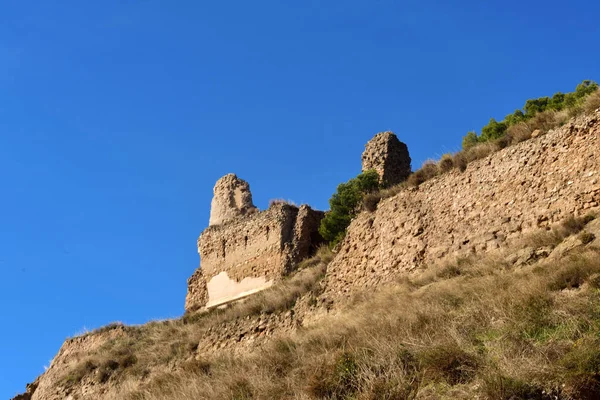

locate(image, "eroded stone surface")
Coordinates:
185 268 208 313
326 112 600 299
209 174 258 226
205 272 273 308
23 326 128 400
187 190 325 312
362 131 412 187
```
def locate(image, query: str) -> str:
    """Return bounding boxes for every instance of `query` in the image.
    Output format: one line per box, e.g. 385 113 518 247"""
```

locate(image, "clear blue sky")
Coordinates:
1 0 598 396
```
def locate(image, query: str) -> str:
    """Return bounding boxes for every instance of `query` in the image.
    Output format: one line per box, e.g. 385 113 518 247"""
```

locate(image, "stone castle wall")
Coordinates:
325 112 600 298
16 109 600 400
186 202 324 311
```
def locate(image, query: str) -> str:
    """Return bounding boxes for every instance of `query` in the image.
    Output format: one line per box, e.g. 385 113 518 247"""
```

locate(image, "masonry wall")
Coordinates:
325 112 600 298
186 203 324 311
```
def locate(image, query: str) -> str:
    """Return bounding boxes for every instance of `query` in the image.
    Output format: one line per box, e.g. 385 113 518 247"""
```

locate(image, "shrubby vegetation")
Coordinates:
318 170 380 246
317 80 600 241
359 80 600 213
318 80 600 238
463 80 599 148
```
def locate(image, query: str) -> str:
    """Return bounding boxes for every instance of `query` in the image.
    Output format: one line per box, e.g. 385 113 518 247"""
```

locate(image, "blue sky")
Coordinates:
1 0 598 396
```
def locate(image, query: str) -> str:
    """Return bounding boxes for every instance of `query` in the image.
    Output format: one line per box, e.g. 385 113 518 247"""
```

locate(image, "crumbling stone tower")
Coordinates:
185 174 324 312
362 131 411 187
209 173 258 226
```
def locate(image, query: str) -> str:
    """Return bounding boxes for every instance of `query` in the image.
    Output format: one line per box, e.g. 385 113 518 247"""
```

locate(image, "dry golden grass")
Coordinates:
584 89 600 114
407 161 439 187
438 153 455 173
368 103 598 210
60 248 332 395
61 221 600 400
506 122 532 143
269 198 298 207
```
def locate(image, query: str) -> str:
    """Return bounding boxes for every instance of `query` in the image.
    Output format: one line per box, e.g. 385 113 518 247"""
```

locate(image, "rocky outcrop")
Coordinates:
19 326 128 400
184 268 208 314
209 174 258 226
362 131 411 186
325 112 600 298
186 177 325 312
10 380 38 400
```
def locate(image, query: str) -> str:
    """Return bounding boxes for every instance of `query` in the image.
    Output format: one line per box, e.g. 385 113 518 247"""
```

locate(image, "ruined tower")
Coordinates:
185 174 325 312
362 131 411 187
209 174 258 226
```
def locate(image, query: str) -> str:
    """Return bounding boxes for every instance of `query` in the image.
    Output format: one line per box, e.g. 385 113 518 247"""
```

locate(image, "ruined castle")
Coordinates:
13 112 600 400
185 175 325 311
185 132 412 312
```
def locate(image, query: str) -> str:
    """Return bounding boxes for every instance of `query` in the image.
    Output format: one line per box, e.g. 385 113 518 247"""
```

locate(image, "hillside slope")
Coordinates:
325 111 599 300
13 110 600 400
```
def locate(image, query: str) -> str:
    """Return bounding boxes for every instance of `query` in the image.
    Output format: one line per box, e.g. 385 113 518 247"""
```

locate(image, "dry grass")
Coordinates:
61 224 600 400
438 153 455 173
527 109 568 132
584 89 600 114
506 122 532 143
60 247 332 395
408 161 439 187
269 198 298 207
368 104 598 210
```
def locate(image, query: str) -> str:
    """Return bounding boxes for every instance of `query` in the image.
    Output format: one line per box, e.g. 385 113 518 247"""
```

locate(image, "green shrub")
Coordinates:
461 80 599 150
319 170 380 246
480 118 508 142
462 131 479 149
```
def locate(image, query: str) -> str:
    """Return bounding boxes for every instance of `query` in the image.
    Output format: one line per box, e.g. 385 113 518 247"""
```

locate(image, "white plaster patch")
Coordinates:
206 271 273 308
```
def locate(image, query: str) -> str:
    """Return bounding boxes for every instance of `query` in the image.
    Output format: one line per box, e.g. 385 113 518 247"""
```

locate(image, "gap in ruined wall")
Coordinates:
205 271 273 308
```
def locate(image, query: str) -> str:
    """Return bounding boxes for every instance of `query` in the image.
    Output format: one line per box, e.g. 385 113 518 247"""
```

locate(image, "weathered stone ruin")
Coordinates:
185 174 324 312
327 112 600 298
209 173 258 226
14 110 600 400
362 131 412 186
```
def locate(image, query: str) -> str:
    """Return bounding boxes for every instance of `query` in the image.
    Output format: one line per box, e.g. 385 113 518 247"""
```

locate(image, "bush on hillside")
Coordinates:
480 118 508 142
319 170 380 246
462 131 479 149
438 153 455 173
462 80 599 149
584 89 600 113
407 161 438 187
